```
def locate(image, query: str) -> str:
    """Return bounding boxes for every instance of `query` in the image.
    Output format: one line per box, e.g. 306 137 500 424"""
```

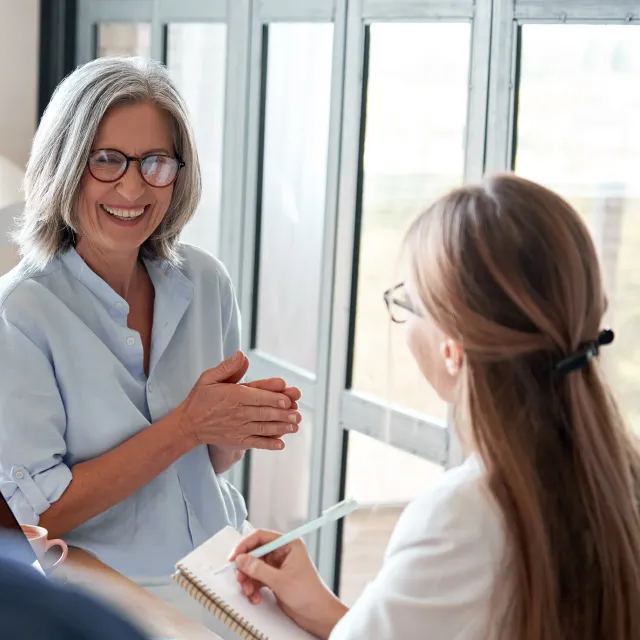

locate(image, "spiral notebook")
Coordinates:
173 526 316 640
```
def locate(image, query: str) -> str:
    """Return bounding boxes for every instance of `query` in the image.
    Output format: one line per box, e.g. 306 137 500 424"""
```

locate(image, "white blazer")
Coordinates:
330 455 506 640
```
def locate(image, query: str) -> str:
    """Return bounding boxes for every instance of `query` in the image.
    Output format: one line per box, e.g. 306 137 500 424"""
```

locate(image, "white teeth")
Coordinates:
102 205 146 219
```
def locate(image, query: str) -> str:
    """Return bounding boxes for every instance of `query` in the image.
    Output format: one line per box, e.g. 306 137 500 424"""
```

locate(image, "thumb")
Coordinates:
201 351 247 385
236 554 281 590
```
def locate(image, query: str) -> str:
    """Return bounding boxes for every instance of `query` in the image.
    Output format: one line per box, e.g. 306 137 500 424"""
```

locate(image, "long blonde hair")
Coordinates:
405 174 640 639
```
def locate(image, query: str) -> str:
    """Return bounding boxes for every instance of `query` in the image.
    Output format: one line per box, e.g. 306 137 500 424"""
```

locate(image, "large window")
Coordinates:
514 25 640 428
96 23 151 57
247 22 334 537
239 3 342 562
339 432 443 604
76 0 640 596
255 23 334 374
166 23 227 257
352 22 471 423
339 19 472 599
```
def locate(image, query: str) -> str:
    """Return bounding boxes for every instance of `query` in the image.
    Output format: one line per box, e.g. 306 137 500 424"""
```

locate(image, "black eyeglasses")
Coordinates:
88 149 185 188
383 282 420 324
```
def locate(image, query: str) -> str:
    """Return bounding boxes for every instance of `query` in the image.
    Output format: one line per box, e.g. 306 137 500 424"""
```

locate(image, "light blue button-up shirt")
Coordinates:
0 244 247 578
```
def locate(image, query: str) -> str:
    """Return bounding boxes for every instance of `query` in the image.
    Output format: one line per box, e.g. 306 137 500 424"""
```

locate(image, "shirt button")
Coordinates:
148 383 154 393
115 301 124 310
15 471 24 479
126 336 135 346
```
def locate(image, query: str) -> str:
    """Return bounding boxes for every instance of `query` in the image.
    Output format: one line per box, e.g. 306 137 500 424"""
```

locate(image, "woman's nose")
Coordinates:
115 163 146 201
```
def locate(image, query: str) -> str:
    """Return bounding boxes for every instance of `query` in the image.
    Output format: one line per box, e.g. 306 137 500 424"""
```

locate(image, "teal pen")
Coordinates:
213 498 359 575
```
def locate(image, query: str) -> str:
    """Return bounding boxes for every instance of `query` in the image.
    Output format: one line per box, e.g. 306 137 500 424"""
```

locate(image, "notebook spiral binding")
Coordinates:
173 570 268 640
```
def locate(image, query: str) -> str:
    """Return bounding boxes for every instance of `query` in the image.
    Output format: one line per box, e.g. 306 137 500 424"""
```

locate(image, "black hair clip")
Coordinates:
554 329 615 376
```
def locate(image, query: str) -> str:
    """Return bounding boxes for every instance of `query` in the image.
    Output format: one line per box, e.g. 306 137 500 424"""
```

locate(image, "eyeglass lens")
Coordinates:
88 150 180 187
385 283 413 323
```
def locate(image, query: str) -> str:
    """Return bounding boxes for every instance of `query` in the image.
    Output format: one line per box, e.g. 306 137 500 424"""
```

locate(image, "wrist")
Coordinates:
208 445 244 474
160 405 198 454
304 589 349 640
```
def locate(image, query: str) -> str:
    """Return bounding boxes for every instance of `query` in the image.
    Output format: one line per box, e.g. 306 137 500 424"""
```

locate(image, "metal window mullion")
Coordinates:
79 0 153 22
339 391 449 463
76 1 94 63
514 0 640 22
316 0 366 589
235 5 265 344
150 0 163 61
305 0 349 564
484 0 518 174
362 0 474 21
515 17 640 24
218 0 254 494
156 0 227 21
236 4 275 516
258 0 336 22
218 0 253 290
463 0 492 182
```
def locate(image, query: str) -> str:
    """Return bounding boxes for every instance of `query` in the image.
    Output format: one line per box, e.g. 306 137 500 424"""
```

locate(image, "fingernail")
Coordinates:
288 424 296 433
279 400 288 408
232 351 241 361
288 413 297 423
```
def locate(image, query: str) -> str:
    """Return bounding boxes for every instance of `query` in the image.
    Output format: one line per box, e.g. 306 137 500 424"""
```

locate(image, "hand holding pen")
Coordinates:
225 500 357 639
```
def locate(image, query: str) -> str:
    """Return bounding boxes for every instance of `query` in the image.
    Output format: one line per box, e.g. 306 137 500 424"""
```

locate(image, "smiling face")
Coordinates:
75 101 175 261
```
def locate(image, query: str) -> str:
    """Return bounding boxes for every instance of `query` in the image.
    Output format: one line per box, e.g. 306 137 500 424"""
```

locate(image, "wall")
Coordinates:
0 0 39 168
0 0 39 273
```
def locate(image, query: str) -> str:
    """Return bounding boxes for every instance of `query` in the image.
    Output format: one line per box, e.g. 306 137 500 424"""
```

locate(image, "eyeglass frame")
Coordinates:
87 148 186 188
383 282 421 324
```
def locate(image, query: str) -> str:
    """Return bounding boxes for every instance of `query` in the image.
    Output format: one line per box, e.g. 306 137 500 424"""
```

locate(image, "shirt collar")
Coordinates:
60 247 194 315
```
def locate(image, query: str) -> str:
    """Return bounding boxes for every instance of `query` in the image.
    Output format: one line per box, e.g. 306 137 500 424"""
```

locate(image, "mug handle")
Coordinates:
44 538 68 569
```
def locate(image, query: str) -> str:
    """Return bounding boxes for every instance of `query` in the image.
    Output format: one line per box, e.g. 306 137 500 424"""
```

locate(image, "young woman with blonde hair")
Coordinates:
229 174 640 639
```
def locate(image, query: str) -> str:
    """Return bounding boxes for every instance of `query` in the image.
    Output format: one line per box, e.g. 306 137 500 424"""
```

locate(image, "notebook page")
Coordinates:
177 526 316 640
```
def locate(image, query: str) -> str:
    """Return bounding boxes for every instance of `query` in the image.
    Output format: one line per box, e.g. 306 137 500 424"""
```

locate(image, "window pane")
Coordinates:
247 408 313 532
352 23 471 422
96 23 151 58
515 25 640 429
167 23 227 257
255 23 334 373
339 431 444 604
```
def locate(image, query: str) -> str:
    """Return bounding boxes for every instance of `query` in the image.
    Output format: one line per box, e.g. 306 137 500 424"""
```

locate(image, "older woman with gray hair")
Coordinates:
0 56 301 620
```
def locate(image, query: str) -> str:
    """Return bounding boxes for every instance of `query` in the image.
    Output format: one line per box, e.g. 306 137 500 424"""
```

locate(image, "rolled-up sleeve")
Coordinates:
0 316 71 525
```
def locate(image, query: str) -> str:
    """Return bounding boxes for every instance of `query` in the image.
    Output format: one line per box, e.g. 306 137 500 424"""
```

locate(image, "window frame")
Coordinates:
239 0 348 563
316 0 492 590
70 0 640 597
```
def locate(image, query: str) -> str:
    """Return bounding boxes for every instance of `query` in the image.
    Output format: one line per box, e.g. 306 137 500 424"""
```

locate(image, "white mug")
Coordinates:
20 524 68 570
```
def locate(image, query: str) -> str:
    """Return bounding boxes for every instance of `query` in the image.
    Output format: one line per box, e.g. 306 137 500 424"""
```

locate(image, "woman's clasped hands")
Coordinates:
177 351 302 452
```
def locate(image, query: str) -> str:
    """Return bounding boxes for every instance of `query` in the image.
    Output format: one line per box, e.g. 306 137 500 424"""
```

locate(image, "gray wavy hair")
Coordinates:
13 56 201 267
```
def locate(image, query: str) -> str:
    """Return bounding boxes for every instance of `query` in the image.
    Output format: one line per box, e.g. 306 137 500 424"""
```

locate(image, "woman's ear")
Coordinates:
440 339 464 377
